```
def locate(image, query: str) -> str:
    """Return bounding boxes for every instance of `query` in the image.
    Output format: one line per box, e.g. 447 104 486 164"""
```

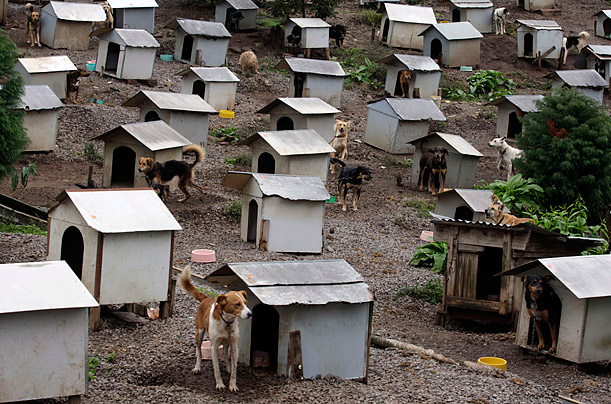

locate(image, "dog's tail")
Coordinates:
178 265 207 302
330 157 345 167
184 144 205 167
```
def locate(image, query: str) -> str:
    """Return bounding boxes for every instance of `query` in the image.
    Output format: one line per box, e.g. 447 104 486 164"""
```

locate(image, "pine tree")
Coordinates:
269 0 343 20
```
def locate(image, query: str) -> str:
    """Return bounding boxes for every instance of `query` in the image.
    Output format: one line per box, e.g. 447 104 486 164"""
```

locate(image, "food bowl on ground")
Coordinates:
477 356 507 370
191 249 216 263
160 54 173 61
219 110 235 119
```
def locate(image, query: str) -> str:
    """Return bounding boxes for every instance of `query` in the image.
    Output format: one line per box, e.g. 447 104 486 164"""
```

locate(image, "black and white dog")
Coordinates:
493 7 508 35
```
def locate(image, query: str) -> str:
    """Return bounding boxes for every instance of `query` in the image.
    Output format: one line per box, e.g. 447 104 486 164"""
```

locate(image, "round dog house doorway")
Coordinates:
277 116 294 131
181 34 194 62
430 38 443 62
192 80 206 100
144 111 161 122
61 226 84 279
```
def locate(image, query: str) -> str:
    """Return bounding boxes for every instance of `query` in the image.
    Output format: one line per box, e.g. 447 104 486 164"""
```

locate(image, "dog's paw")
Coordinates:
229 383 239 392
216 381 226 391
191 367 201 374
537 343 545 351
549 347 557 354
341 207 347 212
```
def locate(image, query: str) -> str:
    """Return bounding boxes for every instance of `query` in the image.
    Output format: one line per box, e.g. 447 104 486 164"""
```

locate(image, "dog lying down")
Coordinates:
485 195 533 226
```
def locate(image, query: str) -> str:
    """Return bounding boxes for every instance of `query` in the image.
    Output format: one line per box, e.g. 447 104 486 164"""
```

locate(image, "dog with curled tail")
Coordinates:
238 50 258 75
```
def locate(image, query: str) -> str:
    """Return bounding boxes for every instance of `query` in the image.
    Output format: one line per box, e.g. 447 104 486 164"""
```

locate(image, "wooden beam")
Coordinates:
288 331 303 379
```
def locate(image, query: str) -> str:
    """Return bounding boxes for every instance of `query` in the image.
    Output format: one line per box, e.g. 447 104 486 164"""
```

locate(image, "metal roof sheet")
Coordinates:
18 85 63 110
516 19 562 30
491 94 544 112
0 261 99 314
369 98 446 121
176 67 239 82
549 69 609 88
107 0 159 8
257 97 340 115
100 28 160 47
436 189 508 213
44 1 107 22
18 55 77 73
420 21 483 40
52 189 182 233
239 129 336 155
220 0 258 10
595 10 611 19
222 172 330 201
499 255 611 299
93 120 192 151
276 57 346 77
379 54 441 71
288 18 330 28
440 0 492 8
123 90 216 113
384 3 436 24
165 19 232 38
426 132 483 156
586 44 611 59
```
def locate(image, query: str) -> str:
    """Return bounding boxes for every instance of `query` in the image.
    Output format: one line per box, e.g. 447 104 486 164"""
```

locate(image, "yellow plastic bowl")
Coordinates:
478 357 507 370
219 110 235 119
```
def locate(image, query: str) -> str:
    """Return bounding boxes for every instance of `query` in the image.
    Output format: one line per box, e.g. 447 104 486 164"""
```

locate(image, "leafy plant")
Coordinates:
221 200 242 219
106 353 115 363
394 279 443 304
527 197 607 238
210 124 240 143
83 142 102 164
361 9 382 27
410 241 448 274
224 153 251 167
475 174 543 216
10 162 38 191
468 70 516 101
0 219 47 235
405 198 435 218
345 58 384 89
88 357 100 380
380 155 412 168
268 0 342 19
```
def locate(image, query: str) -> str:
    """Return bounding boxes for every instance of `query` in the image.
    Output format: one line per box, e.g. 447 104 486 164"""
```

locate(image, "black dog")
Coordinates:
226 10 243 32
329 24 346 48
418 147 448 194
286 25 302 48
330 157 371 212
522 275 561 353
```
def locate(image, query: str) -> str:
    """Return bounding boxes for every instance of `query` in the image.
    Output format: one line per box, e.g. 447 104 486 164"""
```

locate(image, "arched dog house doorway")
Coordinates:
381 19 390 43
394 69 410 97
524 33 534 57
257 152 275 174
276 116 294 131
61 226 84 279
294 73 305 98
452 9 461 22
192 80 206 99
110 146 136 187
430 38 443 62
144 111 161 122
247 199 258 242
181 34 194 61
507 111 522 139
105 42 120 73
250 303 279 371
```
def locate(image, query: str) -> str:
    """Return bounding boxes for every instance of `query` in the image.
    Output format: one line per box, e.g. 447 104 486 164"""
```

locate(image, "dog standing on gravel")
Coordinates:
238 50 258 75
329 119 350 174
330 157 371 212
488 136 523 181
65 67 90 103
26 3 41 47
179 265 252 392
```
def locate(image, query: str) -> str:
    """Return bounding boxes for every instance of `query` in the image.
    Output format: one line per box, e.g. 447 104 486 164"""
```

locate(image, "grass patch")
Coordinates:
259 54 286 75
0 219 47 236
210 124 240 143
221 200 242 220
88 357 100 380
380 155 412 168
198 286 219 297
394 279 443 304
225 153 252 167
405 198 435 218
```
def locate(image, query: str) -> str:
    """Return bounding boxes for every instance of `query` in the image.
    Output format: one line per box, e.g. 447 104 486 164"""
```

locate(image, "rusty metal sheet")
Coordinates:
123 90 216 113
165 18 231 38
516 19 562 30
176 67 239 82
101 28 160 47
551 69 609 88
93 120 191 150
44 1 106 22
107 0 159 8
490 95 544 113
379 54 441 71
277 57 346 77
257 97 340 115
18 85 63 110
239 129 336 155
222 171 329 201
222 0 258 10
421 21 483 40
384 3 436 24
18 55 77 73
288 18 330 28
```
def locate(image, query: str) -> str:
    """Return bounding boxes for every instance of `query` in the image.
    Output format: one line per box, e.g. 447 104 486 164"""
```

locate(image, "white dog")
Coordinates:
493 8 508 35
488 137 523 181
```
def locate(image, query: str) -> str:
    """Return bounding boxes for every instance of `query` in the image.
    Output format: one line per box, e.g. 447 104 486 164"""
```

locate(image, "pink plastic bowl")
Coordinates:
191 249 216 263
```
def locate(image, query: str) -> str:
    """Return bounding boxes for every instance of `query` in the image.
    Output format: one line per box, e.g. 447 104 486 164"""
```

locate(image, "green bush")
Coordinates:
345 58 384 89
444 70 516 101
361 9 382 27
221 200 242 219
475 174 543 216
410 241 448 274
88 357 100 380
394 279 443 304
0 219 47 235
528 197 607 238
224 153 251 167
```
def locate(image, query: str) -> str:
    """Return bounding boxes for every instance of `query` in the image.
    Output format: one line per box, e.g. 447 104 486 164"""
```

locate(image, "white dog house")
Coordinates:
122 90 216 147
257 97 340 143
491 94 544 140
583 45 611 83
107 0 158 34
239 129 335 181
165 18 231 66
435 189 508 222
222 172 329 253
276 57 346 108
15 55 77 100
420 22 483 68
594 10 611 39
379 54 441 99
94 29 159 80
517 0 556 12
18 85 63 152
284 18 330 55
92 120 191 188
501 255 611 364
440 0 493 34
215 0 258 31
206 260 374 380
176 67 239 111
380 4 436 50
41 1 106 50
47 189 181 329
0 261 98 403
547 69 609 103
516 20 563 60
364 98 446 154
409 132 483 189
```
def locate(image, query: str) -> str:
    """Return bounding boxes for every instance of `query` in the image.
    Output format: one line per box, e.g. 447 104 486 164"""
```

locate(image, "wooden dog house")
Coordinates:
41 1 106 50
0 261 98 403
490 95 544 140
420 22 483 68
17 85 63 152
284 18 331 58
583 45 611 83
439 0 493 34
15 55 77 100
165 18 231 66
434 189 509 222
546 69 608 103
94 29 160 80
239 129 336 181
222 172 329 253
107 0 158 34
215 0 258 31
176 67 239 111
516 20 563 60
47 189 182 329
205 259 374 380
594 10 611 39
500 255 611 364
379 3 436 50
517 0 557 12
432 218 602 325
379 54 441 99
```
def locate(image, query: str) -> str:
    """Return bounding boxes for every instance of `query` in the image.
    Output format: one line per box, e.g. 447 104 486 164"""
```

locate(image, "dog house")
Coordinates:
490 95 544 140
15 55 77 100
47 188 182 329
215 0 258 31
379 54 442 99
420 22 483 68
165 18 231 66
594 10 611 39
546 69 609 103
176 67 239 111
434 189 509 222
222 172 329 253
122 90 216 147
276 57 346 108
257 97 340 143
94 29 159 80
17 85 63 152
432 218 603 325
583 45 611 83
379 4 436 50
500 255 611 363
40 1 106 50
410 132 483 189
439 0 493 34
92 120 191 188
107 0 158 34
516 20 563 60
364 98 446 154
0 0 7 26
517 0 556 12
205 260 374 380
239 129 336 181
284 18 331 57
0 261 98 403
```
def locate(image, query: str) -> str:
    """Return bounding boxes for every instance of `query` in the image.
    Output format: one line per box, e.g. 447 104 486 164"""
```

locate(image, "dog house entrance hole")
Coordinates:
247 199 258 242
250 303 279 371
145 111 161 122
507 111 522 139
454 206 474 221
381 19 390 43
394 70 410 97
110 146 135 187
192 80 206 99
526 288 562 351
257 152 275 174
524 33 534 57
430 39 442 62
105 42 120 73
452 9 461 22
518 0 524 6
476 247 502 301
181 34 194 61
604 19 611 37
61 226 84 279
294 73 305 97
277 116 294 131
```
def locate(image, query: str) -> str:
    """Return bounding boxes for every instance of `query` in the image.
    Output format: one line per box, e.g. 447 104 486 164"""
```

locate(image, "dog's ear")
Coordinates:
491 194 500 204
239 290 248 301
217 294 227 306
442 148 449 155
500 137 506 141
543 275 555 284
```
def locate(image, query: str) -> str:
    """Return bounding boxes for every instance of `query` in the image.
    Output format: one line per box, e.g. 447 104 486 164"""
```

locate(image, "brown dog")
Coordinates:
65 67 90 103
26 3 41 47
485 195 534 225
522 275 561 353
329 119 350 174
238 50 258 75
399 70 412 98
418 147 448 194
92 2 114 31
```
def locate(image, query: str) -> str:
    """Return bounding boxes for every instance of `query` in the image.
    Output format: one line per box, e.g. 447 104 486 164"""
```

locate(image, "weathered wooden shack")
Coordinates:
15 55 77 100
165 18 231 66
547 69 609 103
107 0 158 34
17 85 63 152
41 1 106 50
516 20 563 60
215 0 258 31
490 95 544 140
94 28 160 80
176 66 239 111
380 3 436 50
379 54 441 99
420 21 483 68
439 0 493 34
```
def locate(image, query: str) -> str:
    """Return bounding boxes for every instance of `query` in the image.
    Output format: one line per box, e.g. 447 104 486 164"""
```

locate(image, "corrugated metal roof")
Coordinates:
516 19 562 30
18 85 63 110
0 261 99 314
53 189 182 233
550 69 609 88
239 129 336 155
103 28 160 47
221 0 258 10
44 1 107 22
491 94 544 112
18 55 77 73
369 98 446 121
123 90 216 113
288 18 330 28
107 0 159 8
257 97 340 115
379 54 441 71
586 44 611 59
222 171 330 201
440 0 492 8
427 132 483 156
436 189 508 213
499 255 611 299
420 21 483 40
165 19 232 38
93 120 192 151
176 67 239 82
384 3 436 24
276 57 346 77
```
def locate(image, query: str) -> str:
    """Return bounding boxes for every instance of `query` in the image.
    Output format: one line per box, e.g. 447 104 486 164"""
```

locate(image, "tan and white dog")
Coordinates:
485 195 533 226
238 50 258 75
329 119 350 174
488 136 523 181
179 266 251 392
